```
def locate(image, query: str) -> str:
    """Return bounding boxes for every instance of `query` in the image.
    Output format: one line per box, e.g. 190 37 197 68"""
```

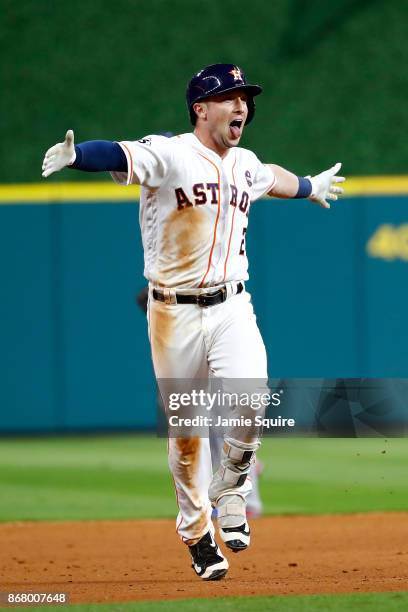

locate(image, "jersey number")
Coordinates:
239 227 247 255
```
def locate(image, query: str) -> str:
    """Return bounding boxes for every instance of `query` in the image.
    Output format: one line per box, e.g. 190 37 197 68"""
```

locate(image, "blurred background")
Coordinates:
1 0 407 437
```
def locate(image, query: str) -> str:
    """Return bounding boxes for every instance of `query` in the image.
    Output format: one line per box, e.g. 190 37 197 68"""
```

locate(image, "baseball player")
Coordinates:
42 63 345 581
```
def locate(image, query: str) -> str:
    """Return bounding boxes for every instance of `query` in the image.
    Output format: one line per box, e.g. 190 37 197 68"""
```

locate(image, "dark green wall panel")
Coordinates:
1 195 407 432
247 198 360 377
0 206 56 429
59 203 155 429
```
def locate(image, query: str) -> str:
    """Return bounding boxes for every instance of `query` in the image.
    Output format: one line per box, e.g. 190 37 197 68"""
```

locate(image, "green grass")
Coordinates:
2 592 408 612
259 437 408 515
0 436 175 521
0 435 406 522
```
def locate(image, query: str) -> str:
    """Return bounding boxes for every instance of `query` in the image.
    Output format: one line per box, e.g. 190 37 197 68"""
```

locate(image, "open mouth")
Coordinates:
229 119 243 139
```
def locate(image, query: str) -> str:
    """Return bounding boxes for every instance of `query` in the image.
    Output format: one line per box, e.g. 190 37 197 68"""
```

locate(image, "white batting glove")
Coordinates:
308 162 345 209
41 129 76 178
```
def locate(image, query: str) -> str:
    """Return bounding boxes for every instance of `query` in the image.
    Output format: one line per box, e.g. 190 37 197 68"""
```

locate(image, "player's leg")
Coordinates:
148 297 215 545
149 296 229 579
207 290 268 379
206 290 268 551
209 404 263 518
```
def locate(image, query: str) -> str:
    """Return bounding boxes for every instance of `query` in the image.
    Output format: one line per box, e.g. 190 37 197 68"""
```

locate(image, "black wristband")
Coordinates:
295 176 312 199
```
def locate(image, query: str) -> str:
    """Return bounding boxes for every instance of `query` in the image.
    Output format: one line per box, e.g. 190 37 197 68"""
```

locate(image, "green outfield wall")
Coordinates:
1 0 408 182
1 181 407 433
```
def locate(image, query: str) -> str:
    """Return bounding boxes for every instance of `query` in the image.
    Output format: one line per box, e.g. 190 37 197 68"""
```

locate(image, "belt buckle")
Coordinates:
197 293 211 308
197 286 227 308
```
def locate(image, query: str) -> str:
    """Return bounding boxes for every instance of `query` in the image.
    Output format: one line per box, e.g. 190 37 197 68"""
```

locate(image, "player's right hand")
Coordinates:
42 129 76 178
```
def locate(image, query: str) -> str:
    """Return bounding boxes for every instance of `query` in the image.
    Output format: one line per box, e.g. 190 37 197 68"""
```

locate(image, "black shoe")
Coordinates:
189 531 229 580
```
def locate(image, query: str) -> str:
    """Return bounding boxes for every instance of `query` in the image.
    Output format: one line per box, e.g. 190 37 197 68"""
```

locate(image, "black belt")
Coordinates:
152 282 243 308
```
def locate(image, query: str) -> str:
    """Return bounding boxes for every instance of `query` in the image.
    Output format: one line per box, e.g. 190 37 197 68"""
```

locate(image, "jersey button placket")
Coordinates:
212 165 232 281
204 160 222 286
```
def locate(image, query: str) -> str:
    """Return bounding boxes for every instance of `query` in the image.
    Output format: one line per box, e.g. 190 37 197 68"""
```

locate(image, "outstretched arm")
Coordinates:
267 162 345 209
42 130 128 178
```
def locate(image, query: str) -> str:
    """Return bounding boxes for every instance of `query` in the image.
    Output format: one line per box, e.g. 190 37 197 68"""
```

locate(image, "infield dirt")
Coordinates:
1 513 407 604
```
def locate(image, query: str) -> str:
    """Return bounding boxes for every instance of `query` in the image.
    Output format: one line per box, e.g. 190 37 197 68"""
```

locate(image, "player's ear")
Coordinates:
193 101 207 122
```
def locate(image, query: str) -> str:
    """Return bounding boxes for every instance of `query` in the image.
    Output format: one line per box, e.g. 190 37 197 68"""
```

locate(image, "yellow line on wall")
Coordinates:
0 182 140 204
0 176 408 204
344 176 408 196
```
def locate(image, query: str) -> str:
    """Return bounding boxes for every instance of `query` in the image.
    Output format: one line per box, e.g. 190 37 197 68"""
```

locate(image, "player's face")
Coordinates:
195 89 249 156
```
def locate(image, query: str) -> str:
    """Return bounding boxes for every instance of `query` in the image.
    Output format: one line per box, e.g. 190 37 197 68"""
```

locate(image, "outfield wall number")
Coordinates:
367 224 408 261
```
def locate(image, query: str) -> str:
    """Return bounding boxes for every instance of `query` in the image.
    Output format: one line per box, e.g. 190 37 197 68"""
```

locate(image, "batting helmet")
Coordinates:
186 63 262 126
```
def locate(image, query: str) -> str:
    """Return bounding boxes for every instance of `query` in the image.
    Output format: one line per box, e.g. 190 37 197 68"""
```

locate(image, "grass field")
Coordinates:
0 436 406 522
0 435 406 611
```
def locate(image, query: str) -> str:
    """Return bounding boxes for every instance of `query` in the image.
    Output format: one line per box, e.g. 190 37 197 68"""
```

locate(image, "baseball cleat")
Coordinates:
215 494 251 552
189 531 229 581
217 493 251 552
219 521 251 552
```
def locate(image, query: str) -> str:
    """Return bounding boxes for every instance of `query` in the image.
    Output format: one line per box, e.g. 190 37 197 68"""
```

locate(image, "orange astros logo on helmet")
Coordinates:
229 67 243 81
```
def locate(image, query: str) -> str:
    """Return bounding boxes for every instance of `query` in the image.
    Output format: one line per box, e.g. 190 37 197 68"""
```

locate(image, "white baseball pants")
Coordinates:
148 286 268 545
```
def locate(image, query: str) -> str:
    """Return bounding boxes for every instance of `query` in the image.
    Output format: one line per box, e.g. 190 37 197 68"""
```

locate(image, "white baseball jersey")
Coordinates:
111 133 276 289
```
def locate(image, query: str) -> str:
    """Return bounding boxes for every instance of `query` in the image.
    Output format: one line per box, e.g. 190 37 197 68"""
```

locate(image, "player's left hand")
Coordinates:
308 162 345 209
